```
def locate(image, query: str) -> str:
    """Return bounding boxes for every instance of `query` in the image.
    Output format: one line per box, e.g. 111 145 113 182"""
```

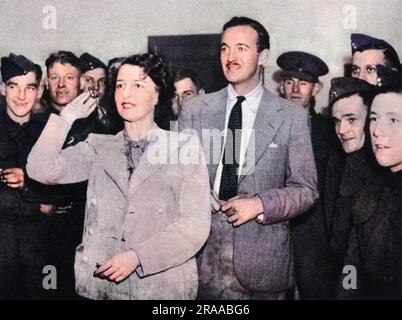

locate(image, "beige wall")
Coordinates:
0 0 401 109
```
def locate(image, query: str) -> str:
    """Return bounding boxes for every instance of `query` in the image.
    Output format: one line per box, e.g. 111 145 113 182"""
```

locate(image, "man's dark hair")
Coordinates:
118 53 175 130
173 69 202 92
223 16 270 51
45 50 81 73
329 90 375 115
32 64 43 84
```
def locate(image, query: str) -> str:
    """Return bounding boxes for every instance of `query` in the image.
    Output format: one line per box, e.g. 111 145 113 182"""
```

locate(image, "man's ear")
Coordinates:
278 82 285 96
36 81 44 100
198 88 205 95
45 78 49 90
79 76 86 91
0 81 5 96
312 82 322 97
258 49 270 67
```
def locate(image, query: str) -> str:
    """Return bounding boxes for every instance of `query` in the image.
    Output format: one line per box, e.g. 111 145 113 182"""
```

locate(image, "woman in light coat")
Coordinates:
27 53 211 300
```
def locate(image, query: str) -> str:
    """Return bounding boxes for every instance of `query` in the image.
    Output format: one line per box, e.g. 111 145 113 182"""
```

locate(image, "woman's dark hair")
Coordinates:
118 53 175 130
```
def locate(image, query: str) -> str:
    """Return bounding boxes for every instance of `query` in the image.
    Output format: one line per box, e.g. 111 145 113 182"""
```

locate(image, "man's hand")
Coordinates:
40 204 54 215
60 92 98 125
0 168 25 189
94 250 140 283
221 195 264 227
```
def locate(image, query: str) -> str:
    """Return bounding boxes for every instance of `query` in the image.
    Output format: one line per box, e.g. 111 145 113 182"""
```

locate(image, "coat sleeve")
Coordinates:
129 134 212 277
27 114 95 185
257 108 319 224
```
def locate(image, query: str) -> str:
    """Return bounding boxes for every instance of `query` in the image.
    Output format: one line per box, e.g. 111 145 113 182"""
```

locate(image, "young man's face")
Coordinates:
370 92 402 172
220 25 263 94
173 77 199 115
332 94 367 153
80 68 107 98
351 49 386 85
1 71 40 124
280 77 317 108
46 62 80 111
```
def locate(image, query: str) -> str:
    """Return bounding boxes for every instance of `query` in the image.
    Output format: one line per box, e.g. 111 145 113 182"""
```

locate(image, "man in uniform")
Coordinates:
79 52 107 99
277 51 336 299
0 54 54 299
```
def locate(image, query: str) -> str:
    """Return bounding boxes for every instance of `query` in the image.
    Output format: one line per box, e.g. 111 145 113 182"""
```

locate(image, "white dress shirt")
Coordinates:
213 82 263 195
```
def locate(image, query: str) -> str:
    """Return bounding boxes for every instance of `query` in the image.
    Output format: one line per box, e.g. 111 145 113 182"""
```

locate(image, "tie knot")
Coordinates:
236 96 246 104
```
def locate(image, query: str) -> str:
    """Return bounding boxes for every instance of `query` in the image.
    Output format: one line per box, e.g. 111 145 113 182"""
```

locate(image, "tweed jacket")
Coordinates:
178 87 318 292
27 114 211 300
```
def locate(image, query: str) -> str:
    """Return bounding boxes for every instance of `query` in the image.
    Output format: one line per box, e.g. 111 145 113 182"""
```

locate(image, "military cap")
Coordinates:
107 56 125 71
351 33 393 53
375 64 402 88
329 77 373 106
80 52 107 73
351 33 400 70
1 53 41 83
277 51 329 83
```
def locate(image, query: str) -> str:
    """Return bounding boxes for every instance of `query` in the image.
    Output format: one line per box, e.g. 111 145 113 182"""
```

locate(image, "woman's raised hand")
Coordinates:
59 92 98 125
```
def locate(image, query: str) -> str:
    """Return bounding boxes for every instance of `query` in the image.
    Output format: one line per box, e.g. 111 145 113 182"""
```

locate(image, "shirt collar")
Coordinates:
227 81 263 113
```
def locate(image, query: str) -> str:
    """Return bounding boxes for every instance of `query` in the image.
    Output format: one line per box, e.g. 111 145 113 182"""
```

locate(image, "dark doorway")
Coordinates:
148 34 227 93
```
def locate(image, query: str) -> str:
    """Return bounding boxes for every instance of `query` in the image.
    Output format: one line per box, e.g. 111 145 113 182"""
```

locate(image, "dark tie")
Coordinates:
219 96 245 201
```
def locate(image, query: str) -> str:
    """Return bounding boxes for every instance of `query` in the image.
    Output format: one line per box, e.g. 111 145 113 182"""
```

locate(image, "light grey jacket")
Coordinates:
27 114 211 300
178 87 318 292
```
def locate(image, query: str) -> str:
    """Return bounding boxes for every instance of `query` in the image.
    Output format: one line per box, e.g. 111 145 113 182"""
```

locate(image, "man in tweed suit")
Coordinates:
178 16 318 299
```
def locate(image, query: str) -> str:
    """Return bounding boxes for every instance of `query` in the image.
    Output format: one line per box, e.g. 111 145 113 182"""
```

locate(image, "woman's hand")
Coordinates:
94 250 140 283
0 168 25 189
60 92 98 125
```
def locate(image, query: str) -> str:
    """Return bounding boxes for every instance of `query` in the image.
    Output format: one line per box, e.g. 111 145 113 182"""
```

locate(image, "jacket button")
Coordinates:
82 256 89 264
91 199 97 206
88 228 94 236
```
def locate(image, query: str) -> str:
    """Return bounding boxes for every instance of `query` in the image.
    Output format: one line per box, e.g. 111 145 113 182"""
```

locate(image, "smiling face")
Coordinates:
1 71 41 124
115 64 158 125
332 94 367 153
46 62 80 111
220 25 263 95
281 77 317 108
370 92 402 172
351 49 386 85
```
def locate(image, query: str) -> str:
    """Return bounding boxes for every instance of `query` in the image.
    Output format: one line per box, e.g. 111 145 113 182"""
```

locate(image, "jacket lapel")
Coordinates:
239 89 285 182
102 131 129 198
200 89 227 183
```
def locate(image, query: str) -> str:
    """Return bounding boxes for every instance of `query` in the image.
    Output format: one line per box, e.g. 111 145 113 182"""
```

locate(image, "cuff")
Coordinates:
256 192 279 224
59 113 74 126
